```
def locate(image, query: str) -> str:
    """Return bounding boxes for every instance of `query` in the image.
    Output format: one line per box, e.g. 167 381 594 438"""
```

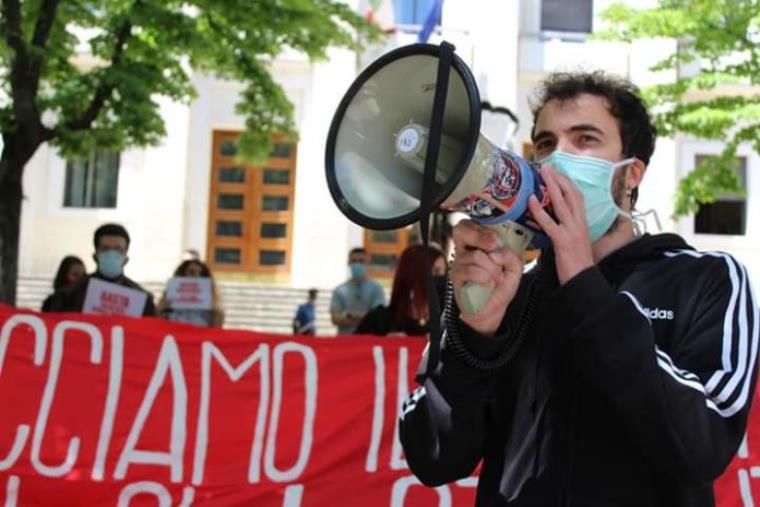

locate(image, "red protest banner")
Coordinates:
0 304 754 506
714 383 760 505
0 306 476 506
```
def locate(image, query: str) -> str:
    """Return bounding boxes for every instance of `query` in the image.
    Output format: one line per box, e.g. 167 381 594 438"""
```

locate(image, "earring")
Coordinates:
625 188 632 197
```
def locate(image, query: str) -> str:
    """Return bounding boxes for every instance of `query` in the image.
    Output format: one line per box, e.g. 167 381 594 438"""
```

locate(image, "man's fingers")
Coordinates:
547 166 585 219
451 263 498 287
528 194 559 237
540 166 573 225
452 219 501 253
488 247 523 276
451 250 502 284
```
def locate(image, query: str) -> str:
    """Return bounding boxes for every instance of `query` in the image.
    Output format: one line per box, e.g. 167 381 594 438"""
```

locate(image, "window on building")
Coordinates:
541 0 593 33
364 228 410 279
394 0 440 26
63 150 120 208
694 155 747 235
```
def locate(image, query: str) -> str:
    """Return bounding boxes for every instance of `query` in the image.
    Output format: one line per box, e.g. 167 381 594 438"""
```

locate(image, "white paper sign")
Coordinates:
165 277 212 310
82 278 148 317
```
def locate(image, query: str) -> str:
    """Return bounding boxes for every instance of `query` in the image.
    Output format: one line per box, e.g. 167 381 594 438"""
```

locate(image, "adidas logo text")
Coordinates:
644 307 674 320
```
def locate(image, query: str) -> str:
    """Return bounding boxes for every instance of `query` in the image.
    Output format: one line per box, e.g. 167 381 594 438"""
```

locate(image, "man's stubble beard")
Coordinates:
605 164 631 236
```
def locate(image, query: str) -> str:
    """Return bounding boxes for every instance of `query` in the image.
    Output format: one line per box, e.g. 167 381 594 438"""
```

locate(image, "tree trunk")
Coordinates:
0 161 25 306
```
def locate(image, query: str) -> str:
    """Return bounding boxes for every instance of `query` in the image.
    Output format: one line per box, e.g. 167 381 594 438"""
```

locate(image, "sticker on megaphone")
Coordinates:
394 121 552 251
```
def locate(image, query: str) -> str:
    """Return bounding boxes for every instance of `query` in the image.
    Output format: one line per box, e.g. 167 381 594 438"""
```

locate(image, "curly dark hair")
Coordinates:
530 71 657 206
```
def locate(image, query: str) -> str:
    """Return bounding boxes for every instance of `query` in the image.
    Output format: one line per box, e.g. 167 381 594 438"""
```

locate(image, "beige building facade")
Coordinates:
17 0 759 293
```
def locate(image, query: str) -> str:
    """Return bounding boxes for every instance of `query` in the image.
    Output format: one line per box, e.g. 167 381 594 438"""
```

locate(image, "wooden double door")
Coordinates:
206 131 296 276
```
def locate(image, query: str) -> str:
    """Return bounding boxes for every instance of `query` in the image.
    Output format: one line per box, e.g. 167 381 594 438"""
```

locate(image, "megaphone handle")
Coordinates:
460 221 533 314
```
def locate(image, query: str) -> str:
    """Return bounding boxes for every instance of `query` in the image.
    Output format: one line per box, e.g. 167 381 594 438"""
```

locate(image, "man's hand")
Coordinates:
528 165 594 285
450 220 524 337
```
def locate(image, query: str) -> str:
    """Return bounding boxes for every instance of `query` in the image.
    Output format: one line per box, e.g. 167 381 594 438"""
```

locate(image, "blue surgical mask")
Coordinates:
538 151 635 242
97 250 125 279
349 262 366 279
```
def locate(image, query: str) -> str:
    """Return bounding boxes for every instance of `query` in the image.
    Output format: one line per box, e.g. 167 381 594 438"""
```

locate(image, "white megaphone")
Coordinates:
325 42 550 314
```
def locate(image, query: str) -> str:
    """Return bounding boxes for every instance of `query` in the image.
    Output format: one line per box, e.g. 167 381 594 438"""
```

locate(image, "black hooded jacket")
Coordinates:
400 234 759 506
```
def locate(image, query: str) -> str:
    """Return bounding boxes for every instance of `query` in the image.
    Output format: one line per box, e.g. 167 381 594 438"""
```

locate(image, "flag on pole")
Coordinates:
417 0 443 43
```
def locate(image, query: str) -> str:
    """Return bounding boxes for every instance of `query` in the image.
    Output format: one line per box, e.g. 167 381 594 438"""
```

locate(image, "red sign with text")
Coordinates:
0 305 756 506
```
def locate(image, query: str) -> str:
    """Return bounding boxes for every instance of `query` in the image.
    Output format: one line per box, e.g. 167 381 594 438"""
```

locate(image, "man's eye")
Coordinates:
579 135 598 143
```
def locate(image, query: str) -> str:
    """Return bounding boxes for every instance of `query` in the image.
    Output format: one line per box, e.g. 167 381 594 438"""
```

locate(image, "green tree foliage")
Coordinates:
0 0 376 161
0 0 377 304
597 0 760 216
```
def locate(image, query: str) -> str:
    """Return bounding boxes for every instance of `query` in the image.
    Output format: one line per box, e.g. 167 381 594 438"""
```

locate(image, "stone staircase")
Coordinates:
15 277 339 336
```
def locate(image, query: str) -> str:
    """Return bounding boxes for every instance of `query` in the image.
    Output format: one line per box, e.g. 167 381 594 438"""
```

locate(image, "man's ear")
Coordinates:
626 159 646 190
92 253 98 265
124 255 129 267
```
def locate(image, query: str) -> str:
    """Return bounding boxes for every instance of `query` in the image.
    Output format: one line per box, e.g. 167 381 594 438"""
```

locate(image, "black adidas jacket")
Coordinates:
400 234 759 506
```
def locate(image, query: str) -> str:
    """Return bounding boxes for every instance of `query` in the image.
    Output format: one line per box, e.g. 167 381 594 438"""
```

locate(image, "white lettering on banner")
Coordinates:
179 486 196 507
0 316 47 471
0 314 47 374
0 425 29 472
31 321 103 477
264 342 317 482
456 477 478 488
283 484 304 507
366 346 385 473
739 469 756 507
192 342 270 486
390 475 451 507
117 481 171 507
391 347 409 471
92 326 124 480
114 336 188 483
3 475 19 507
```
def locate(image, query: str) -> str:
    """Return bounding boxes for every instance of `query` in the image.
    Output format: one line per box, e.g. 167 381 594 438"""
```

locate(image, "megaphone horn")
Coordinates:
325 42 550 315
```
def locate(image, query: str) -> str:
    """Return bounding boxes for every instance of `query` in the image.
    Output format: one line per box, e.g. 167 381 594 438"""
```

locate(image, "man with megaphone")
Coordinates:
398 71 758 506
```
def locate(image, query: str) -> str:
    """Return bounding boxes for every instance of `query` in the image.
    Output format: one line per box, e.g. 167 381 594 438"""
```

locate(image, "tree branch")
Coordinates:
1 0 28 68
1 0 47 162
28 0 61 85
2 0 36 122
64 18 132 132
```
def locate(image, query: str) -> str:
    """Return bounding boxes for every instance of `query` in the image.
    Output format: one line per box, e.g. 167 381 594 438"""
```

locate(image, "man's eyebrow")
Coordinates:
568 123 606 136
532 124 607 142
532 130 554 143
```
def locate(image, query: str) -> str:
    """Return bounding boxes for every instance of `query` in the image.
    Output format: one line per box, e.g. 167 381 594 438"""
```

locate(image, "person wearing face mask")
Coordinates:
330 247 386 335
400 71 758 506
46 223 156 316
356 244 447 337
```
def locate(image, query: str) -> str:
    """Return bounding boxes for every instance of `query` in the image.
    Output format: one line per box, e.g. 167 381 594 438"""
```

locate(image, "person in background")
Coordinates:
356 244 446 337
293 288 319 335
41 256 86 312
330 247 386 335
158 259 224 327
45 223 156 316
